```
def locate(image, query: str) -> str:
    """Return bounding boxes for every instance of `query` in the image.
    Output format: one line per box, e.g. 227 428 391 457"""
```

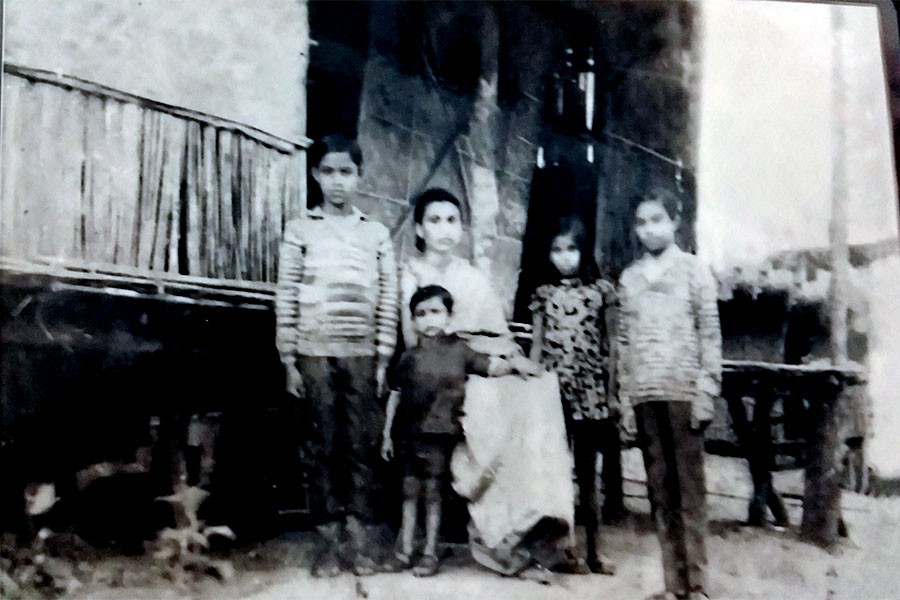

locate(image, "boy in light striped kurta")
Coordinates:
275 135 398 577
617 189 722 600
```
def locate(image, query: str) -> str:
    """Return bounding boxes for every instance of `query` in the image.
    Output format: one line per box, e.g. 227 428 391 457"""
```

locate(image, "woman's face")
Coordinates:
416 200 463 255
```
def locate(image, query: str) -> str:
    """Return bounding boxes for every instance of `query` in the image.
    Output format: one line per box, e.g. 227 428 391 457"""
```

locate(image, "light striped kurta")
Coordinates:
275 206 398 360
616 245 722 413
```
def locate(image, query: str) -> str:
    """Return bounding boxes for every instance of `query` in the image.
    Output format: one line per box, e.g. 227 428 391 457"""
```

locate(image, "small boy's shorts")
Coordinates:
398 435 458 481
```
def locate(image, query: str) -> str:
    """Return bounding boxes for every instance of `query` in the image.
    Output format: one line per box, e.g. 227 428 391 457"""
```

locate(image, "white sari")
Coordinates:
400 256 575 574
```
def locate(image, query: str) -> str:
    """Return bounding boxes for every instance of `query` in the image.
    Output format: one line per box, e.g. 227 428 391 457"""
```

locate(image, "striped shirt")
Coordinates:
616 246 722 410
275 206 399 359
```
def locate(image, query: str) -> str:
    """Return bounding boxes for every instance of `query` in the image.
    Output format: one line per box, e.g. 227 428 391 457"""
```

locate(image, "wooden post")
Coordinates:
801 377 843 546
463 3 501 277
801 5 848 546
827 8 849 367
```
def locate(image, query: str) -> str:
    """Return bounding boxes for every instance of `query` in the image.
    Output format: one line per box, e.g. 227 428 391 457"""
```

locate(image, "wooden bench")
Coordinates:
722 360 866 546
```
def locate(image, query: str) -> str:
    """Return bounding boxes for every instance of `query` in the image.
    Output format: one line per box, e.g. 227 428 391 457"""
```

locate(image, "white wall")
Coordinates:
861 255 900 477
696 1 897 271
4 0 308 142
696 0 900 476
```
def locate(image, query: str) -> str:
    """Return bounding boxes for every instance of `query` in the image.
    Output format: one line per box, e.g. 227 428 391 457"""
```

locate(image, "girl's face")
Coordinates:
634 200 678 255
416 201 463 255
550 233 581 278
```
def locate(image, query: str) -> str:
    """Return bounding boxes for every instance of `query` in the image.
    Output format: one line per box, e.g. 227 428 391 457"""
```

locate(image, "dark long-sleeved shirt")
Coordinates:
391 333 492 438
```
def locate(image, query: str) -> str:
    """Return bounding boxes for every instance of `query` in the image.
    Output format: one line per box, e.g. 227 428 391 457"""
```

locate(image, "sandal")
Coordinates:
352 553 379 577
413 554 439 577
382 551 413 573
311 548 342 578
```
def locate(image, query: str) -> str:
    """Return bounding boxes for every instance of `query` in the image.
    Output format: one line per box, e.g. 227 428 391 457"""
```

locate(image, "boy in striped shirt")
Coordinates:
275 134 398 576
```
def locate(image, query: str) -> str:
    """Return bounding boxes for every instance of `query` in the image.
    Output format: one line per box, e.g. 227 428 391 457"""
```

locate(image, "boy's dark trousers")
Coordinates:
636 400 708 598
296 355 382 525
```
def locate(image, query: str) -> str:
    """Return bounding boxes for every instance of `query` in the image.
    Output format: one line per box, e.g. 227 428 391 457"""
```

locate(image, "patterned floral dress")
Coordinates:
530 278 618 422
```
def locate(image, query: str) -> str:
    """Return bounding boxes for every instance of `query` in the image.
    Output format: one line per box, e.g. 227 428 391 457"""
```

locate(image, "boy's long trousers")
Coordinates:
636 400 708 597
296 355 381 523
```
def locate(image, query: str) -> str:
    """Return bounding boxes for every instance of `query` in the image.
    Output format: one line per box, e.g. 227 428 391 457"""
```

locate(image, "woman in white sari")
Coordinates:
399 188 576 576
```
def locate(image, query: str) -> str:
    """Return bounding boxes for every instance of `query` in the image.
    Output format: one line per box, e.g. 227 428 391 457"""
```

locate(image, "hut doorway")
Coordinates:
513 1 700 322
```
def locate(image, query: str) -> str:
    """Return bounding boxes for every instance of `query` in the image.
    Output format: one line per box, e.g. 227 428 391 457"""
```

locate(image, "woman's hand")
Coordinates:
509 356 542 378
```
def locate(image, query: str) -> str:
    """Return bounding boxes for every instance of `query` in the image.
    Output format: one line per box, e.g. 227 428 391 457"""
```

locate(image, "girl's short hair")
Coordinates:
549 215 600 283
409 285 454 314
310 134 363 169
411 188 466 253
637 187 683 221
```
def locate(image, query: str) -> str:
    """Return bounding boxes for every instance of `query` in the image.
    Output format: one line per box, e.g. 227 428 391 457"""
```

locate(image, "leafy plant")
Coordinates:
152 484 236 587
0 529 87 599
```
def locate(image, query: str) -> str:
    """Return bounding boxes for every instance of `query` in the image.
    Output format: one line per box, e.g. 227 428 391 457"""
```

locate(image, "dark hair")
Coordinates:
548 215 600 283
636 187 682 221
409 285 454 314
411 188 466 253
310 134 363 170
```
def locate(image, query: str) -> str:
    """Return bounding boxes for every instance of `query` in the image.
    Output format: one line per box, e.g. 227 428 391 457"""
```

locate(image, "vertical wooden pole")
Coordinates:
464 3 501 278
296 0 309 222
828 6 850 366
801 377 842 546
802 5 847 546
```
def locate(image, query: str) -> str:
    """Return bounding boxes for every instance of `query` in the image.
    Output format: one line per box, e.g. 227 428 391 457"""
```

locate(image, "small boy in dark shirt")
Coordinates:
381 285 537 576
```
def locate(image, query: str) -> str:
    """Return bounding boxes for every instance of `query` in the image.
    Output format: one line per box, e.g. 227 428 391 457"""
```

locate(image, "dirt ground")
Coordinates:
48 452 900 600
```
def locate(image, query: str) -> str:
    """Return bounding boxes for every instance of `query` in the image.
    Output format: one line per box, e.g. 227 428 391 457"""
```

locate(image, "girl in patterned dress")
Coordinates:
529 216 619 575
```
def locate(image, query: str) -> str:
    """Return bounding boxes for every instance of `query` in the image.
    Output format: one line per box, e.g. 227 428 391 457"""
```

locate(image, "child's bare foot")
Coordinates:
413 554 439 577
553 552 591 575
568 557 592 575
588 555 616 575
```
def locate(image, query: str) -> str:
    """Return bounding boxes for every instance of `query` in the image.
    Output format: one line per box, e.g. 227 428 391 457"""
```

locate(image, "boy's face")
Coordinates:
634 200 678 255
312 151 360 209
550 233 580 278
412 296 450 338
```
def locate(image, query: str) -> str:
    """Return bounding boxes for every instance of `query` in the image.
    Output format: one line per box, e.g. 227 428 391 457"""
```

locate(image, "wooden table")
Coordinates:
721 360 865 546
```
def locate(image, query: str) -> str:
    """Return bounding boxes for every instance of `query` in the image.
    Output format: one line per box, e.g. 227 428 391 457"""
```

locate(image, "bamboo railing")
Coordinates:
1 64 309 290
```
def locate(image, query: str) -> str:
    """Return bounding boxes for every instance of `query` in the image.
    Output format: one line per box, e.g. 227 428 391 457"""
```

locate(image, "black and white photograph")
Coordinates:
1 1 899 599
